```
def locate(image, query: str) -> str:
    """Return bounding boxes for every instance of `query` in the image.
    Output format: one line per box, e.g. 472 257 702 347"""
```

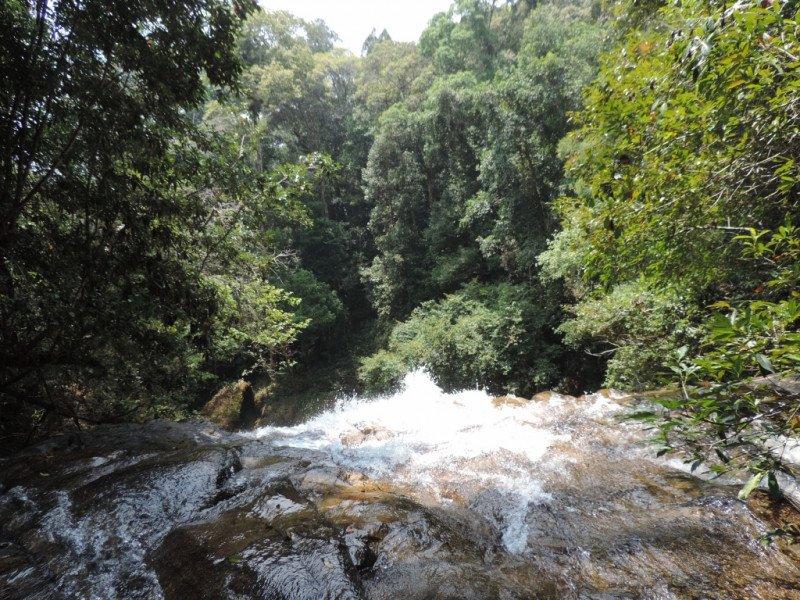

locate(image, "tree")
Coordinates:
542 0 800 388
356 38 431 126
361 28 392 56
203 10 382 377
360 0 606 391
0 0 271 446
541 0 800 497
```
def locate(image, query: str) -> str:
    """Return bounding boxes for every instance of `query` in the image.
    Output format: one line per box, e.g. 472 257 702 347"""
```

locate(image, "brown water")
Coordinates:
1 371 799 599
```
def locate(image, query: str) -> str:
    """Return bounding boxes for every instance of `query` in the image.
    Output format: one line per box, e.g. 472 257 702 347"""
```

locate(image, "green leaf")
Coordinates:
708 301 732 310
627 410 657 421
755 354 774 373
738 472 765 500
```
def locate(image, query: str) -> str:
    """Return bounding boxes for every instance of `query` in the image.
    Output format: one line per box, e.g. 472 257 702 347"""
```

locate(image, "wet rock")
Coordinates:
214 450 243 487
3 373 800 600
293 465 349 494
153 495 363 600
531 391 562 402
584 388 632 404
151 527 236 599
202 380 258 430
253 386 320 427
340 425 393 446
746 374 800 396
491 395 528 408
343 522 387 573
254 388 295 426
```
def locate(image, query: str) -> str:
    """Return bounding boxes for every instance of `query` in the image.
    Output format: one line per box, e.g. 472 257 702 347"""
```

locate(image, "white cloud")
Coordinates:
260 0 453 54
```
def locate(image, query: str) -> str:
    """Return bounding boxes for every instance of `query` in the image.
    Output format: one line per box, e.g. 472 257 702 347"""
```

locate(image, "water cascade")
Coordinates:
2 371 799 598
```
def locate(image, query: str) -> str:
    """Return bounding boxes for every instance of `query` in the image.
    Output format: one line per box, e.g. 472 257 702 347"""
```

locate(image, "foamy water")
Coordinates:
249 370 623 553
6 371 800 599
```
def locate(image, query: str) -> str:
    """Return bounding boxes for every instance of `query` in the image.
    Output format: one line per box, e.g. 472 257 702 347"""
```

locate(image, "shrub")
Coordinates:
359 282 563 395
558 280 698 390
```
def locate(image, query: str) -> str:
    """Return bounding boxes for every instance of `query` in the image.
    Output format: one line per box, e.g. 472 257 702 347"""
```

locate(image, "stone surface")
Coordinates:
202 380 259 430
3 380 800 599
340 425 393 446
491 395 529 408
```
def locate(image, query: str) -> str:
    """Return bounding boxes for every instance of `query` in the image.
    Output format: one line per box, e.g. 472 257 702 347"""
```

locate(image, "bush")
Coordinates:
557 280 698 390
282 268 345 349
647 226 800 497
359 282 563 395
359 349 409 393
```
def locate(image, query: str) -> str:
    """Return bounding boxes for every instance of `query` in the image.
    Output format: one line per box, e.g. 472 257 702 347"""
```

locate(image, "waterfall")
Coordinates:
2 371 799 599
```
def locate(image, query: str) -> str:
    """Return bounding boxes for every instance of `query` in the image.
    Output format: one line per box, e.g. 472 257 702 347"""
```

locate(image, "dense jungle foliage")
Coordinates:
1 0 799 491
542 0 800 490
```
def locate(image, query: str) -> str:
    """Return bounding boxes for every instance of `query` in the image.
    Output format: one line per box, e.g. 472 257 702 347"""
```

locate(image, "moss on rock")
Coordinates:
201 380 258 430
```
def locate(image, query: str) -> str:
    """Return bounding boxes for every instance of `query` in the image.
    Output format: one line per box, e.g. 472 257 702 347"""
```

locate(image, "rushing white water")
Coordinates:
5 371 800 599
250 370 623 554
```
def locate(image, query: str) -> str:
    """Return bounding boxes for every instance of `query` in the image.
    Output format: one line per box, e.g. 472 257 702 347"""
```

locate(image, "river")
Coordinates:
1 371 799 598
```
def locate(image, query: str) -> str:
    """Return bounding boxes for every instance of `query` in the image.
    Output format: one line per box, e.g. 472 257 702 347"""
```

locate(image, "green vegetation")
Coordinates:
360 0 607 393
545 0 800 485
360 282 563 395
0 0 289 441
1 0 798 501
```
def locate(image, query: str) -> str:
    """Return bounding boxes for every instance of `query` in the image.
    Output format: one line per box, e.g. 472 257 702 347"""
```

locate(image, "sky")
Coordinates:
260 0 454 55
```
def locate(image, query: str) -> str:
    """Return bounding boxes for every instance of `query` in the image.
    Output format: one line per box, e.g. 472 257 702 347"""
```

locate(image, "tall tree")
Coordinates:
360 0 607 393
0 0 264 445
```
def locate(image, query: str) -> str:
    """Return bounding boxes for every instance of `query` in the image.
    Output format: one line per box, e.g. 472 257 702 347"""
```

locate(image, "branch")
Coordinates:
585 347 618 357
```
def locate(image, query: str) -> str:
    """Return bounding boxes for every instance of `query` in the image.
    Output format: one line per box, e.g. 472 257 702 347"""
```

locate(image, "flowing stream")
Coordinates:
2 371 799 599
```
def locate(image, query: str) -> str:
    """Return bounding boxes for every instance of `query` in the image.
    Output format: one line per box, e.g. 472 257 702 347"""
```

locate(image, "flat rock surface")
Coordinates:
2 375 800 599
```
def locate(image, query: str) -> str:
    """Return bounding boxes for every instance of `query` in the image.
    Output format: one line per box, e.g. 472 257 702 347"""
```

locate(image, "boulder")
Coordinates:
491 395 528 408
253 387 310 427
201 380 258 431
339 425 393 446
